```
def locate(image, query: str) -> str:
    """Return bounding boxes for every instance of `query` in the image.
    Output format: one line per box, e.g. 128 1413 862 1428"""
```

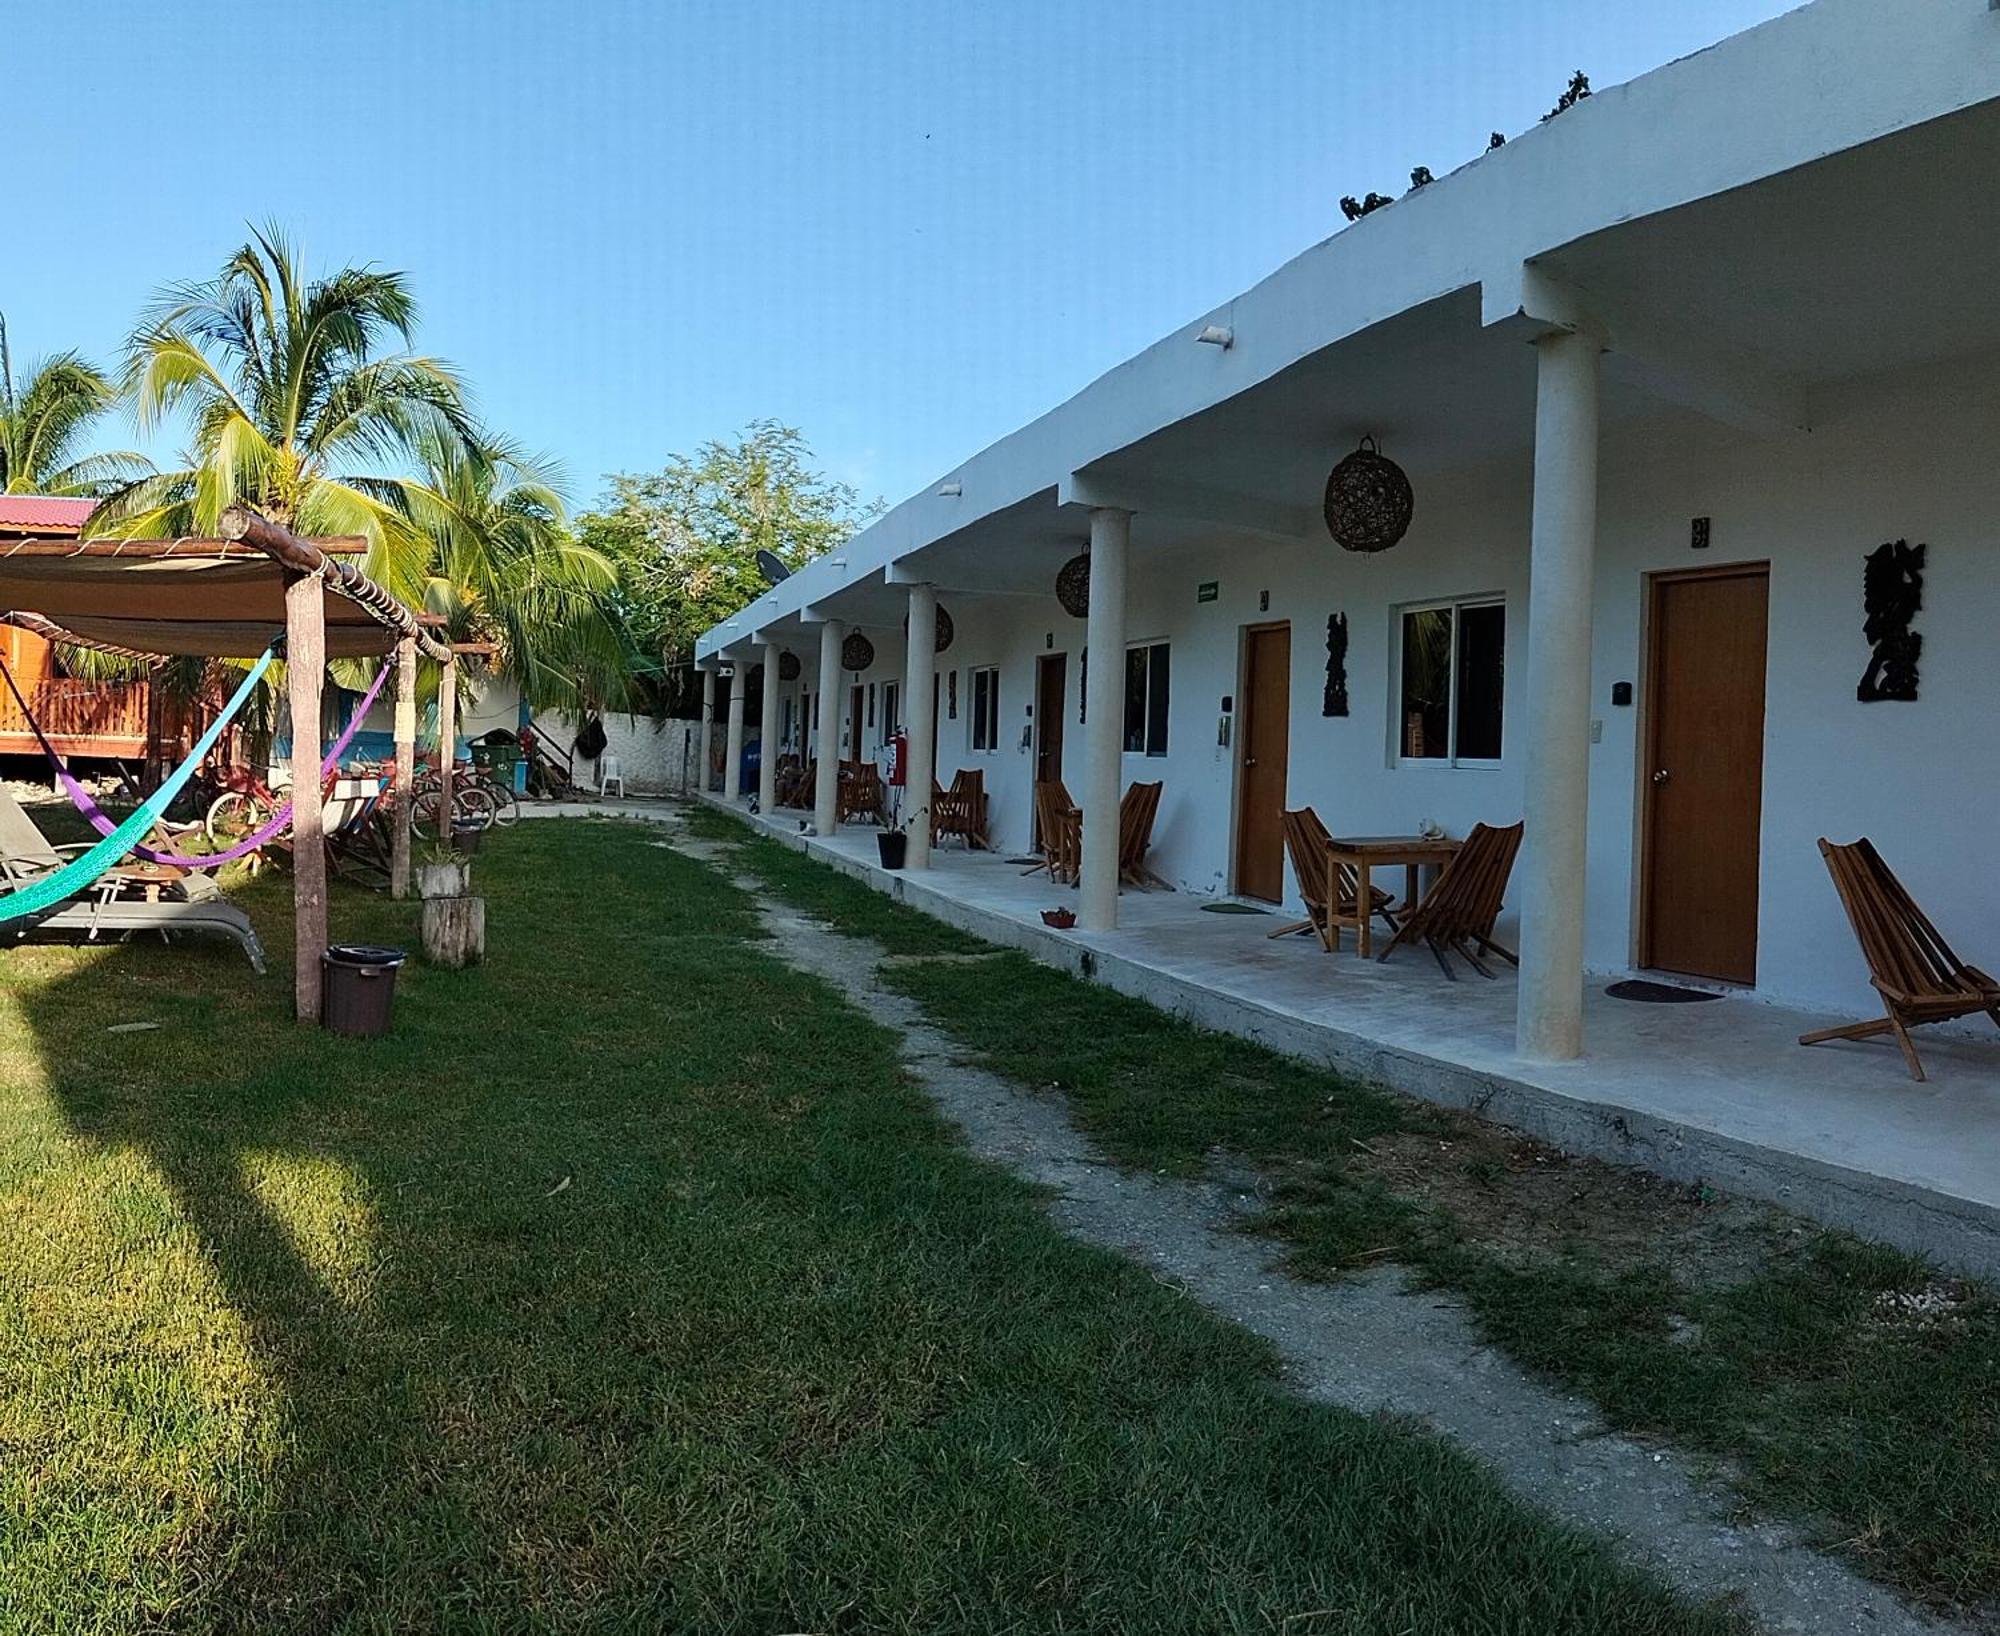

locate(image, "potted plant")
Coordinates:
417 839 470 901
877 805 927 871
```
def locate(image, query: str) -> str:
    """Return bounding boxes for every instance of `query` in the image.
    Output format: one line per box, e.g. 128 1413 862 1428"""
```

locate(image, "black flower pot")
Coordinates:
877 831 908 870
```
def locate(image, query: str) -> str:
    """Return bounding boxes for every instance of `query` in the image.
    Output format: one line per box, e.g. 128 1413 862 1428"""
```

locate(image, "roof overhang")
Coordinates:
699 0 2000 662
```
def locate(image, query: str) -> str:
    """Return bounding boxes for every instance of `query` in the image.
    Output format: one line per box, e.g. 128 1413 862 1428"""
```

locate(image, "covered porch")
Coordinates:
705 789 2000 1278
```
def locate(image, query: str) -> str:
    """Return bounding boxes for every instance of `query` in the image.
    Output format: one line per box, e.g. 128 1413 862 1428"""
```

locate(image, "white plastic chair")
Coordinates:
598 753 625 799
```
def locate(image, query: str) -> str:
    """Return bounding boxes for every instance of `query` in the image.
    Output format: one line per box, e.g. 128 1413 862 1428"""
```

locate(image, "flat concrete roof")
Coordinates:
700 0 2000 663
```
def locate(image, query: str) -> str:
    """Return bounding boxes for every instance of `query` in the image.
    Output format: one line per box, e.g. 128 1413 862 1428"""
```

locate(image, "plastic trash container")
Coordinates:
322 945 408 1038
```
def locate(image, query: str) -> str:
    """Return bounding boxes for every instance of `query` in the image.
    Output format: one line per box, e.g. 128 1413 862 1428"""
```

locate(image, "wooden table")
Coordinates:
110 861 188 903
1324 834 1461 957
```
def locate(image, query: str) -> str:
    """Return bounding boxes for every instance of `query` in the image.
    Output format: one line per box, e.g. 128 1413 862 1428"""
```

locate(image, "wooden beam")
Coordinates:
286 571 330 1023
0 535 367 558
219 507 452 662
391 634 416 899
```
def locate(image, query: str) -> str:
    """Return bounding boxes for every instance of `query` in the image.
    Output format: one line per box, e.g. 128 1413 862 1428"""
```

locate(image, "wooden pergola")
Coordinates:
0 506 456 1022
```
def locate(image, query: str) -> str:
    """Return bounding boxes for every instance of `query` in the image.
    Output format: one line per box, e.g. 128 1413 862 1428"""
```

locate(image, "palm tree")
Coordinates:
95 222 477 604
0 317 149 496
405 433 634 713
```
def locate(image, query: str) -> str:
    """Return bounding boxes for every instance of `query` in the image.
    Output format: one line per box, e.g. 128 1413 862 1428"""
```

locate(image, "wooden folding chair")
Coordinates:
1375 820 1522 979
837 760 887 825
932 769 990 849
1269 806 1400 948
780 758 817 810
1799 837 2000 1082
1024 778 1080 884
1117 780 1165 887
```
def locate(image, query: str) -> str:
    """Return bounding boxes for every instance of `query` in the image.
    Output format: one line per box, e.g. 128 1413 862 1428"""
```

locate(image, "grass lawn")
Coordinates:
0 814 1743 1633
690 804 2000 1620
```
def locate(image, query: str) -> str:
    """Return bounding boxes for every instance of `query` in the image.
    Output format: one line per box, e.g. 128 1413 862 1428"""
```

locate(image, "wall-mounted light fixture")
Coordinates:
937 480 963 497
1196 324 1234 349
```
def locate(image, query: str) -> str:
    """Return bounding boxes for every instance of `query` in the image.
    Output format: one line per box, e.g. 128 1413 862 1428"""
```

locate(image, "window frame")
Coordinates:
1393 595 1506 770
1122 640 1171 757
882 681 900 739
968 665 1001 753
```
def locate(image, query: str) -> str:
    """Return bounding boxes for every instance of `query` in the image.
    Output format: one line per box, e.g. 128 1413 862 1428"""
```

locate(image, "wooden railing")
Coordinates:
0 678 150 751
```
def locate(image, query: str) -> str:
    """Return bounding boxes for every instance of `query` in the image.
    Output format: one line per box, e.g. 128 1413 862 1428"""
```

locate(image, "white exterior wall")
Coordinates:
819 358 1999 1022
549 711 702 795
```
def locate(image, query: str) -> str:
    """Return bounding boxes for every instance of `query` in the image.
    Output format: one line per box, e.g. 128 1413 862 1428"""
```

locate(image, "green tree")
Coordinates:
0 317 149 496
405 432 633 713
579 421 879 675
93 225 626 715
95 223 476 603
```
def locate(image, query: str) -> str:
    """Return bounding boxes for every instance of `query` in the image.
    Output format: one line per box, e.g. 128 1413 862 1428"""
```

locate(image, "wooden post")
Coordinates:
391 633 416 898
142 664 165 794
286 572 329 1023
437 652 458 834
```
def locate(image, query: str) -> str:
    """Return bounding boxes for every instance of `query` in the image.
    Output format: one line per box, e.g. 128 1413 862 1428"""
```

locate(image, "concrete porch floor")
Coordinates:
704 793 2000 1277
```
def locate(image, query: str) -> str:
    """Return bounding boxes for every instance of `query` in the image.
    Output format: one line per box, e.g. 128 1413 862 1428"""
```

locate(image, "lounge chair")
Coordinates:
1117 781 1166 887
0 790 267 972
1024 779 1081 885
1374 820 1522 979
1270 806 1401 948
931 769 990 849
782 758 818 810
1799 837 2000 1081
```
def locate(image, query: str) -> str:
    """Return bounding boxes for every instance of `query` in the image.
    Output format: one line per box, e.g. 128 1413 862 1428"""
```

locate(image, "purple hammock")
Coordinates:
1 654 397 869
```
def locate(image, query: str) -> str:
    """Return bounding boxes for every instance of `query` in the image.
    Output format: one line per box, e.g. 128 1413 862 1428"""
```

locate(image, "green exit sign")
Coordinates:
1196 581 1219 603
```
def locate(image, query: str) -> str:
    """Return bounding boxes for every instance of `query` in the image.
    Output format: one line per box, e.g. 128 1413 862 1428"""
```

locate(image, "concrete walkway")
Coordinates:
697 792 2000 1277
664 809 1956 1636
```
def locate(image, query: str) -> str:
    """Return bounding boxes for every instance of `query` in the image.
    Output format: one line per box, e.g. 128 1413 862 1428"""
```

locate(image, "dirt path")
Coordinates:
661 816 1957 1636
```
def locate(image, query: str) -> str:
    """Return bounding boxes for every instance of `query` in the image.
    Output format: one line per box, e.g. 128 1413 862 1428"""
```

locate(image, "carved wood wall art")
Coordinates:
1323 613 1350 717
1858 539 1924 703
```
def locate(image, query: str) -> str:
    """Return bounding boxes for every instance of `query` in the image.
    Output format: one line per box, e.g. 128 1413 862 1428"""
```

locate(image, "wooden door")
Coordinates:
1033 654 1068 844
1036 655 1067 785
1641 565 1769 985
1235 624 1291 902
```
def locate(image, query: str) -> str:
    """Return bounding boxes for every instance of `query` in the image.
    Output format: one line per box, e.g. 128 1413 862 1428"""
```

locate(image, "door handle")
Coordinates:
1652 769 1670 785
1244 756 1257 767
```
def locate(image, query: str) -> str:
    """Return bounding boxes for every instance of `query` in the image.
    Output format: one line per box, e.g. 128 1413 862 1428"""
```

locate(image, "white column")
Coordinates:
1079 506 1130 931
814 618 843 835
698 668 716 794
724 661 747 800
903 583 937 869
1515 327 1601 1061
758 640 781 813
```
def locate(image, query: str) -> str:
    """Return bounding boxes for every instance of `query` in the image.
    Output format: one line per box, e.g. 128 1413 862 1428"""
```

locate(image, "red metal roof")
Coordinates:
0 495 97 533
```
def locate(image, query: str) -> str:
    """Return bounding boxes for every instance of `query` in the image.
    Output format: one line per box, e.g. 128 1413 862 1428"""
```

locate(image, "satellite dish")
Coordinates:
755 549 792 584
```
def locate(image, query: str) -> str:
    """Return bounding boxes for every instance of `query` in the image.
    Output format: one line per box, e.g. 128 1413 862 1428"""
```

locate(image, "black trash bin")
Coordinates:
877 831 908 870
322 945 408 1038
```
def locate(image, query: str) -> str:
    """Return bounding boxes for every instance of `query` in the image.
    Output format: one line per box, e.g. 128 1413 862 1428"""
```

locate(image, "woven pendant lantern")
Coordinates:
778 651 801 682
841 632 876 672
902 603 956 654
1323 435 1414 553
1055 550 1091 618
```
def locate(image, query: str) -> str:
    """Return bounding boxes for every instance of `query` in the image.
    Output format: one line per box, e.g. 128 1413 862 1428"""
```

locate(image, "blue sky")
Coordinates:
10 0 1796 514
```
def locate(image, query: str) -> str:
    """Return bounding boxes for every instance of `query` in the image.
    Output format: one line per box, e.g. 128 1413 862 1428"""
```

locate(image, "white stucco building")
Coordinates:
695 0 2000 1251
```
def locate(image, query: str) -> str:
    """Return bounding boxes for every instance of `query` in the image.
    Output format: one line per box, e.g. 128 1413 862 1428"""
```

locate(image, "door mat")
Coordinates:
1605 979 1723 1004
1004 856 1043 866
1201 902 1271 915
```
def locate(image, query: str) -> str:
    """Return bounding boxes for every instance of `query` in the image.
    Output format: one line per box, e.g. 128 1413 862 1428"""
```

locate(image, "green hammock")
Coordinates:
0 642 279 926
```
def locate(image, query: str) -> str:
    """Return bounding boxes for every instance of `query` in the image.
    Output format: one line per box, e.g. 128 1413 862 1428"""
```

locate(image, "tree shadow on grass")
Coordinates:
12 823 801 1631
9 822 1751 1636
